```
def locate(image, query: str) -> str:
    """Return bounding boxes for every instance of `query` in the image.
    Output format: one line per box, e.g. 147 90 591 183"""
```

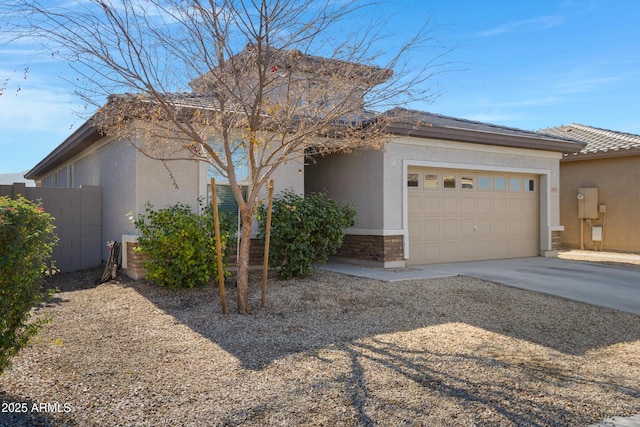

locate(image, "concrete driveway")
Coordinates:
322 257 640 316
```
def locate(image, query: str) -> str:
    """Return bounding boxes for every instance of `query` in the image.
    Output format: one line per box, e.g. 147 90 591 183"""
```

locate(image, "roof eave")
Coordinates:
25 120 102 180
561 147 640 162
386 122 585 153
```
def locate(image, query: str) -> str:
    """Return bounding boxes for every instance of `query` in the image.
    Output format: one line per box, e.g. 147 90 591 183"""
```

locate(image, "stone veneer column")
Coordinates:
551 230 563 251
336 234 404 266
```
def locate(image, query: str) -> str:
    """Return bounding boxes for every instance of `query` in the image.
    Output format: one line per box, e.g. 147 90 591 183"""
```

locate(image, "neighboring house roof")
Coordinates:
542 123 640 161
384 108 584 153
0 171 35 186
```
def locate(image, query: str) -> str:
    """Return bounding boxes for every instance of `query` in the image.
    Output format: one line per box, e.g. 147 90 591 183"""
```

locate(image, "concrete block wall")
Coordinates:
1 183 102 272
79 186 102 268
0 182 28 198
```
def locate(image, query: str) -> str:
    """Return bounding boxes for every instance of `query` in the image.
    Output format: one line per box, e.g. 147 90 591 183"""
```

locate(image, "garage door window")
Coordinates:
478 176 491 191
461 176 474 190
509 178 521 192
443 175 456 189
494 177 506 191
424 173 438 189
525 179 535 192
407 173 419 187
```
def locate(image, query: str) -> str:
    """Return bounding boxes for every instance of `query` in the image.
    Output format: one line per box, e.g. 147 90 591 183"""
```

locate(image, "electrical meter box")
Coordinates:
578 187 599 219
592 225 603 242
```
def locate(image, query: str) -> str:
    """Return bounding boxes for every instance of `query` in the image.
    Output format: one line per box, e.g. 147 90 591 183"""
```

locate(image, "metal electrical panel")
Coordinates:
578 187 599 219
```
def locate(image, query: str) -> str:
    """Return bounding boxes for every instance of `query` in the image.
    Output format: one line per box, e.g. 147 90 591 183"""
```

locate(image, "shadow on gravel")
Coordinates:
132 270 640 370
37 267 114 312
131 268 640 426
0 394 76 427
335 339 606 427
44 267 110 293
25 268 640 426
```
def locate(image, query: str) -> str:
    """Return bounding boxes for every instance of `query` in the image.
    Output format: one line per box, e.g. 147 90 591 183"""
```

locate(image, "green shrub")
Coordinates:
0 196 57 375
133 202 232 289
258 190 355 279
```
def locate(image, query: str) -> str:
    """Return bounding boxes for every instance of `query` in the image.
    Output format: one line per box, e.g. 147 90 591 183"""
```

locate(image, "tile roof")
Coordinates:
190 44 392 93
541 123 640 159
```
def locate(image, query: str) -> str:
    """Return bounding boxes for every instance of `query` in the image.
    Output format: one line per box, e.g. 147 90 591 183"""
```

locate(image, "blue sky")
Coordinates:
1 0 640 174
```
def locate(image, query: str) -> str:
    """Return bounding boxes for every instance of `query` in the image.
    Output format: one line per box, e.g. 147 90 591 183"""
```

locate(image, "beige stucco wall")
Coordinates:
560 155 640 253
73 138 138 260
260 156 305 198
304 149 384 229
135 148 201 214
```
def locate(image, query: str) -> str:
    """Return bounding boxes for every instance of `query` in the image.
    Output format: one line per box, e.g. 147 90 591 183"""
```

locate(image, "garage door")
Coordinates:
407 167 539 265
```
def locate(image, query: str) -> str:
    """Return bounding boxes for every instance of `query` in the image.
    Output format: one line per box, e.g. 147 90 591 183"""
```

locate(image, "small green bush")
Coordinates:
258 190 355 279
0 196 57 375
133 202 232 289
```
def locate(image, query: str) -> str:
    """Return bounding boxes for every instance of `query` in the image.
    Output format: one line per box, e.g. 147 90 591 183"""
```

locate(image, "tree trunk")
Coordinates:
236 207 253 314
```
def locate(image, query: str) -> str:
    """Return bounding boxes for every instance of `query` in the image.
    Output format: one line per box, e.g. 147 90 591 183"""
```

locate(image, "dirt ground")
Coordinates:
1 264 639 426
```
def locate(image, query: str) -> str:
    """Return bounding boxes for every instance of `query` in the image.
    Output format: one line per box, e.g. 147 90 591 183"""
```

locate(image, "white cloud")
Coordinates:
553 75 620 95
0 79 81 133
464 111 530 124
477 15 564 37
483 96 561 109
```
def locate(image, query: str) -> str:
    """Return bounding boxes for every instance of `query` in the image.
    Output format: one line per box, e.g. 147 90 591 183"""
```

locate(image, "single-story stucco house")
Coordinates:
25 50 583 272
543 123 640 254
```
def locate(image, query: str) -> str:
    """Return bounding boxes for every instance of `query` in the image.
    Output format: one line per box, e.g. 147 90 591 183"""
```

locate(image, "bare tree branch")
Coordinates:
3 0 452 313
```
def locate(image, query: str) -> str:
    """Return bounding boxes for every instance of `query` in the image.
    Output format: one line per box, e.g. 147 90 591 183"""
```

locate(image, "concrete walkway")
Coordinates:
589 415 640 427
321 256 640 316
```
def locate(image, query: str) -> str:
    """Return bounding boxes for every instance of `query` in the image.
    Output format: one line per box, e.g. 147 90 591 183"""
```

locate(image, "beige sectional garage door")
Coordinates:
407 167 539 265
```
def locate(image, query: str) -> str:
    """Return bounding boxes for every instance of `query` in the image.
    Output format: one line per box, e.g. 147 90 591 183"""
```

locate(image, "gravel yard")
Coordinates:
1 266 639 426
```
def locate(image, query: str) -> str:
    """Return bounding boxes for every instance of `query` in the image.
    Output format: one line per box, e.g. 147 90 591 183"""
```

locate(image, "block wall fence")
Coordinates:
1 183 102 272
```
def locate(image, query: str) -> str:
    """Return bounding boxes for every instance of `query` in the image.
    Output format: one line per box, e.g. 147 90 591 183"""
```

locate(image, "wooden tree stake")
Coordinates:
261 179 274 308
211 178 227 315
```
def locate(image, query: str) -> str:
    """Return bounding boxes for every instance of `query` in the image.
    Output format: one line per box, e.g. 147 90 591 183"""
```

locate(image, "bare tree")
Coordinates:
5 0 446 313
